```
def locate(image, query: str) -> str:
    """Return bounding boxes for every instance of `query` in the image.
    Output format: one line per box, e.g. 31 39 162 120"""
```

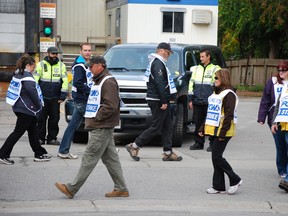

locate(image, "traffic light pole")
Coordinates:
39 0 57 60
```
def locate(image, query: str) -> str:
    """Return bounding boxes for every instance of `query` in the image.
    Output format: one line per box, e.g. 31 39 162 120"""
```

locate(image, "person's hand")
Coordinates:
189 101 193 109
160 103 167 110
258 122 264 125
198 131 204 137
219 138 225 141
271 124 278 134
58 100 64 103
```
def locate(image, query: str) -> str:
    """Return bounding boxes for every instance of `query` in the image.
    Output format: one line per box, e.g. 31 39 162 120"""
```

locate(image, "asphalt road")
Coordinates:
0 97 287 216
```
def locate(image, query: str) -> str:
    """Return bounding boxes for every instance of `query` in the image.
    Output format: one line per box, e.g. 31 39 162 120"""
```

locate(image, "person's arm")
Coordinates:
151 60 168 105
73 65 91 95
95 78 119 121
219 92 236 139
257 79 273 124
33 62 43 83
59 63 69 101
22 80 41 110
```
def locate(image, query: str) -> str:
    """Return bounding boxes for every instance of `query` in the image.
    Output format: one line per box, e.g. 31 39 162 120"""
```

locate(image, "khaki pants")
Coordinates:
67 128 128 195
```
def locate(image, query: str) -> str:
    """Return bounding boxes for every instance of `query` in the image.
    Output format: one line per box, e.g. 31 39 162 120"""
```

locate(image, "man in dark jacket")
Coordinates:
55 56 129 198
57 43 92 159
126 42 183 161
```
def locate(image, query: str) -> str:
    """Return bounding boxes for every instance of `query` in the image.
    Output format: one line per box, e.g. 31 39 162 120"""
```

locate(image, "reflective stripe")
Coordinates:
39 78 62 82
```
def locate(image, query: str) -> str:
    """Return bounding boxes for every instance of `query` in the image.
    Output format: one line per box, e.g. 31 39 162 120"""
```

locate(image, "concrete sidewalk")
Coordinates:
0 97 287 216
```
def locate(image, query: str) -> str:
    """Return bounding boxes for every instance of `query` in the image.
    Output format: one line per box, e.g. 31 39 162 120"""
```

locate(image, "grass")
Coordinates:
236 84 264 92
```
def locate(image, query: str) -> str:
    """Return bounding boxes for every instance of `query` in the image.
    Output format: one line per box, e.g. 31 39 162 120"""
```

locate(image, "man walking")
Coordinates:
126 42 183 161
34 47 68 145
57 43 92 159
55 56 129 198
188 49 220 151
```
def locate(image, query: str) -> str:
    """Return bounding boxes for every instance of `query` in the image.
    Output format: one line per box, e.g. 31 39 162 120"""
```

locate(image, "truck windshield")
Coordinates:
104 47 180 77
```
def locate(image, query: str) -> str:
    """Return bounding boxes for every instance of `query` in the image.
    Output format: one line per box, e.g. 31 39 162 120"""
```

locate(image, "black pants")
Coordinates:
38 98 60 142
0 112 48 158
135 100 173 152
210 136 241 191
193 104 208 145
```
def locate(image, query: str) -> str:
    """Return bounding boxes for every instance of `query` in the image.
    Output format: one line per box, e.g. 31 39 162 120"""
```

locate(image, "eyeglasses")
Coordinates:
214 76 219 80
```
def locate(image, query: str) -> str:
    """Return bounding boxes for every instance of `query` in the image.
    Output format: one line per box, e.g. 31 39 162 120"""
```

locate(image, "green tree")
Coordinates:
219 0 288 60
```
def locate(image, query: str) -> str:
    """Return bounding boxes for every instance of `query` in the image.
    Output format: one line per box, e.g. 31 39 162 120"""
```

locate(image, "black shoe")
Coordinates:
206 145 212 152
190 142 204 150
47 139 60 145
0 158 15 165
279 180 288 192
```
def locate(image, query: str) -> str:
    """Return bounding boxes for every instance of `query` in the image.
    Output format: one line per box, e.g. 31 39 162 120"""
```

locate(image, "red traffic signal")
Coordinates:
43 18 53 37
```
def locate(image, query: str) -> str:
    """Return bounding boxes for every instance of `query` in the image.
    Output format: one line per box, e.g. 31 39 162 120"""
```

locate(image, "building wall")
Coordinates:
57 0 106 53
107 0 218 45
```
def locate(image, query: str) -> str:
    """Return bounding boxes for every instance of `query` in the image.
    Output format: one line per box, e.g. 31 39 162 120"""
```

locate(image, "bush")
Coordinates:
236 84 264 92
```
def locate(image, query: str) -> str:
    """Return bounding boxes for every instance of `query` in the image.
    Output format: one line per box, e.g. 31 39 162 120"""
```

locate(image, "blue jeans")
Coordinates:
272 127 288 175
282 132 288 181
58 102 86 154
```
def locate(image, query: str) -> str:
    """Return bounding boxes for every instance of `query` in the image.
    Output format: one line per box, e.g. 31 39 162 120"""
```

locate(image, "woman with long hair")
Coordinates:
0 54 51 165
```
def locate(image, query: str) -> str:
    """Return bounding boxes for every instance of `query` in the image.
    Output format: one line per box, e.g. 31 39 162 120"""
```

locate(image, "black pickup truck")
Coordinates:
65 43 226 147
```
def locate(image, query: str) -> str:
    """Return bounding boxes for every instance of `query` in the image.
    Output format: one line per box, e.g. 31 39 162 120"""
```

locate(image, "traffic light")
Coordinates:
43 18 53 37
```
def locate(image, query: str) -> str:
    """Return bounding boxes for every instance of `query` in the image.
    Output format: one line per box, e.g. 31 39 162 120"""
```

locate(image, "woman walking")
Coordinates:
199 68 242 194
0 54 51 165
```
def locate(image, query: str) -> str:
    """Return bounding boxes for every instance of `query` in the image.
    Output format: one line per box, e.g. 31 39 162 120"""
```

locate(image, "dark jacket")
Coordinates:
72 55 91 103
146 58 173 104
13 70 42 118
85 69 120 129
258 78 276 127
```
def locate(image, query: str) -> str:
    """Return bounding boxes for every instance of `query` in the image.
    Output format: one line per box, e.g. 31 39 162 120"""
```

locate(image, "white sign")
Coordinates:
40 3 56 18
40 37 56 52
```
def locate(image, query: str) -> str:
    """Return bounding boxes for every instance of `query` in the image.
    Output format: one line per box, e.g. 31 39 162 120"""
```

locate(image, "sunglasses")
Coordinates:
214 76 219 80
278 70 288 73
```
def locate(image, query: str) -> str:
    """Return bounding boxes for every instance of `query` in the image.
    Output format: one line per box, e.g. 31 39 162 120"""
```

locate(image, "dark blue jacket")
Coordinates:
13 70 42 118
71 55 91 103
258 78 276 127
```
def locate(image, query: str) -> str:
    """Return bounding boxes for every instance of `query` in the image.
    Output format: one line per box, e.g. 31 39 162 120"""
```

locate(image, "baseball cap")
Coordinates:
277 60 288 71
47 46 59 54
85 56 106 67
157 42 173 53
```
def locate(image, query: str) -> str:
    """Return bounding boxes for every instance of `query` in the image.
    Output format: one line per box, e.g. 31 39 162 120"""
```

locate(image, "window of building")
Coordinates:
161 8 186 33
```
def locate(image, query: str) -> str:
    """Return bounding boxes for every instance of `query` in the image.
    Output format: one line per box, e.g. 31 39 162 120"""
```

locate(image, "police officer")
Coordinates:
188 49 220 151
34 46 68 145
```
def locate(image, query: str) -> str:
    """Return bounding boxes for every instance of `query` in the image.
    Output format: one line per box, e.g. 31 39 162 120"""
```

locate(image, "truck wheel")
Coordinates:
73 131 88 143
172 103 184 147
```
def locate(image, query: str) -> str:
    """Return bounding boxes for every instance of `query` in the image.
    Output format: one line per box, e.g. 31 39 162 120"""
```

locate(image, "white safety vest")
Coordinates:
84 76 113 118
6 76 44 114
272 77 283 107
274 84 288 123
71 64 93 93
205 89 238 127
144 53 177 94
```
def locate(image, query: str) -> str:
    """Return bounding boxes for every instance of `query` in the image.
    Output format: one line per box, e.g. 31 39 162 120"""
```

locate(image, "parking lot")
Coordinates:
0 97 288 216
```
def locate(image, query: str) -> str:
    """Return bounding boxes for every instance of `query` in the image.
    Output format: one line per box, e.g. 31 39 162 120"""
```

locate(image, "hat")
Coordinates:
277 60 288 71
85 56 106 67
47 46 59 54
157 42 173 53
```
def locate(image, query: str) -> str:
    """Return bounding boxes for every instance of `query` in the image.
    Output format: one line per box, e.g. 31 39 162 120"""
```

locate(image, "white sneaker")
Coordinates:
280 173 287 178
57 153 78 159
206 188 226 194
227 180 242 194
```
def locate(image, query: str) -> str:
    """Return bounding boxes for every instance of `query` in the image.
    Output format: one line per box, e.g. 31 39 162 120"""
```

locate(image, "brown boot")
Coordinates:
162 152 183 161
125 143 140 161
105 189 129 197
55 182 74 199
